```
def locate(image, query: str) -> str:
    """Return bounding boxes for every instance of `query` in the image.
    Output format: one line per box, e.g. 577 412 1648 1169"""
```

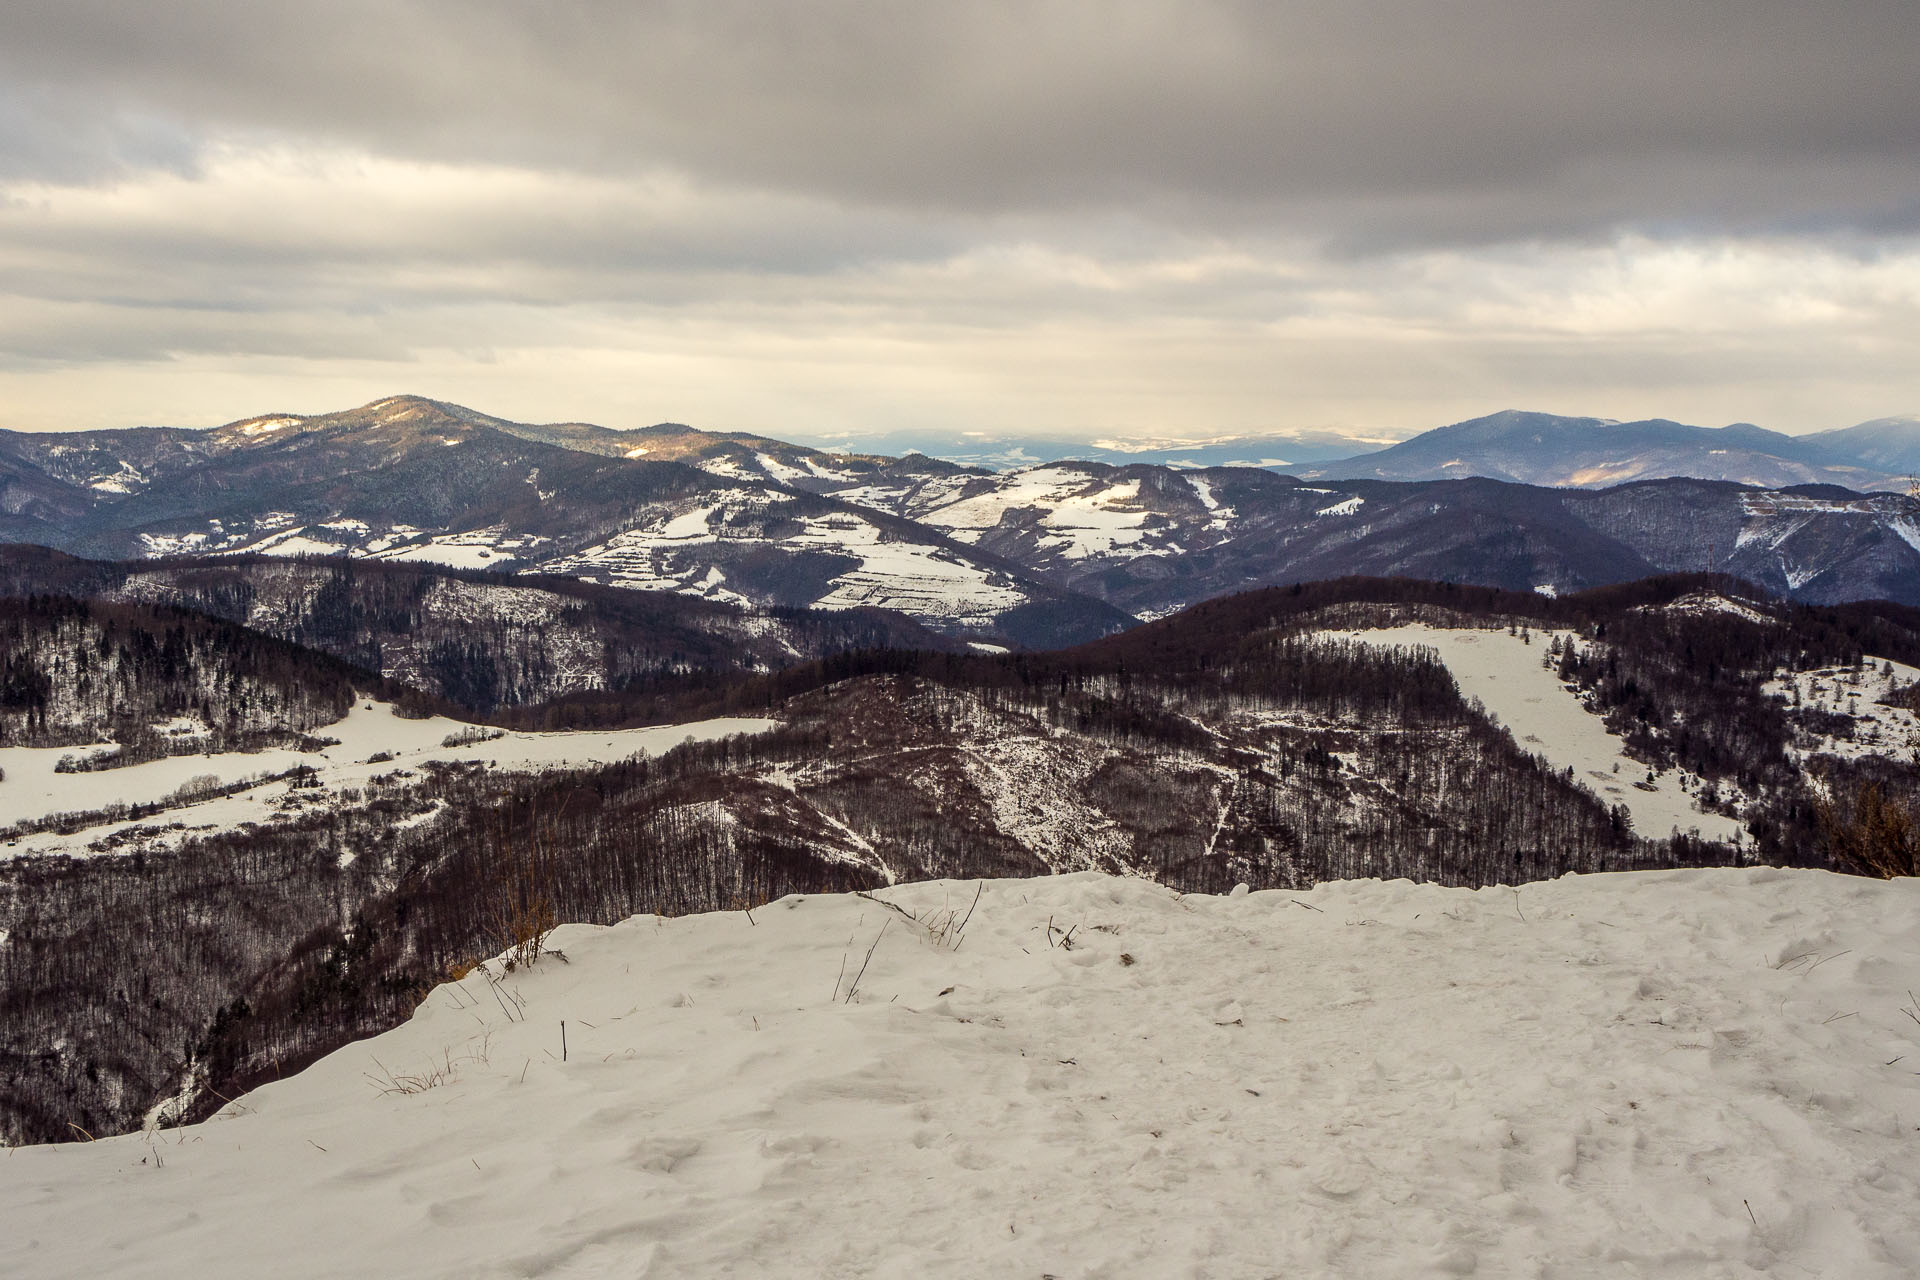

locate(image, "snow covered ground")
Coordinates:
0 701 775 859
7 868 1918 1278
538 498 1032 624
910 466 1174 562
1336 625 1747 843
1766 659 1920 765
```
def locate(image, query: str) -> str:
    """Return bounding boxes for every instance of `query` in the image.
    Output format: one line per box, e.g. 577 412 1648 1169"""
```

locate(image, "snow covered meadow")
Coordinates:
0 699 775 860
1335 625 1748 844
8 868 1918 1278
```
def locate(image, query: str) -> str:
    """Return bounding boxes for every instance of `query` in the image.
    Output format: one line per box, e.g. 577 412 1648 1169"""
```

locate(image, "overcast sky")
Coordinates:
1 1 1915 439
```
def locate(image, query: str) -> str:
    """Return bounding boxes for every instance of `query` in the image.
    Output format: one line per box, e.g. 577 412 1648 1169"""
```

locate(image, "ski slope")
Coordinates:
7 869 1918 1278
1337 625 1747 843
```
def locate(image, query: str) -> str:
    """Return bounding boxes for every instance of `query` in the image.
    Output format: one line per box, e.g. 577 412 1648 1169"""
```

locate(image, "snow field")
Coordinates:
917 466 1161 561
362 528 548 568
1337 626 1747 843
784 513 1029 616
539 498 1029 622
917 465 1105 531
4 870 1917 1277
0 700 776 859
1314 495 1365 517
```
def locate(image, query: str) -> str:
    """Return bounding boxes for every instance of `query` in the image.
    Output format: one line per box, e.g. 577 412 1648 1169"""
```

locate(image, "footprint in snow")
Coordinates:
1306 1154 1366 1199
626 1135 702 1174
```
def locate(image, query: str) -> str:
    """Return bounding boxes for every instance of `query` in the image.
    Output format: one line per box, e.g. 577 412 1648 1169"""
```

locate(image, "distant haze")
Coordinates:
0 2 1915 436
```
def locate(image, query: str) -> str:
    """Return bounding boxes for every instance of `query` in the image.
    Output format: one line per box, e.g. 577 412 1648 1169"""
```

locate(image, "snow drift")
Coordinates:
7 868 1919 1278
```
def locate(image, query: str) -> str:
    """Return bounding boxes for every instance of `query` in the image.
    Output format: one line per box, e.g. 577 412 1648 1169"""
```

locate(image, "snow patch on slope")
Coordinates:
1766 658 1920 765
919 467 1155 561
544 499 1029 623
1184 475 1236 532
790 514 1029 617
1315 495 1364 517
1645 592 1775 626
1889 518 1920 555
919 465 1104 532
85 462 149 494
237 415 301 436
365 528 551 568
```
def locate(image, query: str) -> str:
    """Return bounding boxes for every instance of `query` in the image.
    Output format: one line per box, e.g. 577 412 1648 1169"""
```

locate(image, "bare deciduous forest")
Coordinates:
4 572 1919 1144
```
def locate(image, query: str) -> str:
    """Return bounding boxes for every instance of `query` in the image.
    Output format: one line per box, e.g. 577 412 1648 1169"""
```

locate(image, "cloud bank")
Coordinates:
0 1 1915 435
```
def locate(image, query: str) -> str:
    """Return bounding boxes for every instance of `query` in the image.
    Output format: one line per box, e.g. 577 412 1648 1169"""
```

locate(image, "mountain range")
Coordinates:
792 411 1920 486
8 396 1920 644
1301 409 1920 490
9 397 1920 1270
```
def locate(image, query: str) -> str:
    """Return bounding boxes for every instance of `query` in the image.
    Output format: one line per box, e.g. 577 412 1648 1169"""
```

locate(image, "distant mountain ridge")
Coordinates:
8 396 1920 632
783 428 1386 472
1799 416 1920 475
1302 409 1920 490
0 397 1129 649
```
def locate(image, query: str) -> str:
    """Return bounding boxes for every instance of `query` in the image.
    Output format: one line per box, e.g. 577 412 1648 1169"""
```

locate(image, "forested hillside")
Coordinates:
0 597 372 762
0 584 1739 1145
0 547 958 714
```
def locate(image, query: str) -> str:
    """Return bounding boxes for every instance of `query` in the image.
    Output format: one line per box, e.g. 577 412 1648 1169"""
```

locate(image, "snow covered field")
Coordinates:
917 466 1160 561
538 499 1033 624
0 701 775 859
7 869 1917 1278
1336 625 1747 843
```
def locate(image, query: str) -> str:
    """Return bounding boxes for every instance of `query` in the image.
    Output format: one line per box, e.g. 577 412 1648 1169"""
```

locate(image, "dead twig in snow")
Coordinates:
855 890 919 924
843 919 892 1003
957 881 984 934
833 935 852 1002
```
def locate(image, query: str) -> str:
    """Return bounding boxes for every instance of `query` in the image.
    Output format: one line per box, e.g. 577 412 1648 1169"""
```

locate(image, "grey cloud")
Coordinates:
0 170 974 322
0 87 202 185
1 1 1914 438
2 2 1916 245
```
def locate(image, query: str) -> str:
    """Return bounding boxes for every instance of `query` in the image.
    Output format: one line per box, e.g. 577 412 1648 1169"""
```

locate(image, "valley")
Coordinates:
6 570 1920 1148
